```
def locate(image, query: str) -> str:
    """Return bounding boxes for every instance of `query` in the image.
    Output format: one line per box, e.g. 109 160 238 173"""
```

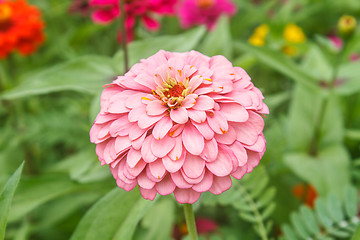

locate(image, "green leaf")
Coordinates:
71 188 152 240
234 42 320 91
282 224 299 240
315 199 333 229
261 202 276 220
344 186 358 218
1 56 117 100
114 197 155 240
0 162 24 239
337 61 360 95
284 144 350 198
199 16 232 58
142 197 175 240
290 212 311 239
299 206 320 236
239 212 258 223
256 187 276 209
113 27 206 69
326 195 343 223
351 223 360 240
9 174 80 222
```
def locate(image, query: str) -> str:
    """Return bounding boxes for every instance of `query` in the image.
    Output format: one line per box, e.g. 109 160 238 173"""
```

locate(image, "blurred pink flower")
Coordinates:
178 0 237 30
328 35 343 50
90 50 268 204
350 53 359 62
89 0 177 42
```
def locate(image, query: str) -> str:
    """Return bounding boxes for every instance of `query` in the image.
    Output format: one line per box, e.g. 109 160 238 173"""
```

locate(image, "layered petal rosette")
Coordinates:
90 50 268 204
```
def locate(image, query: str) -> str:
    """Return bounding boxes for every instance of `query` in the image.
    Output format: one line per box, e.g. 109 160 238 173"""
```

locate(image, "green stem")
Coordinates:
119 0 129 73
0 61 11 91
183 204 198 240
308 43 347 156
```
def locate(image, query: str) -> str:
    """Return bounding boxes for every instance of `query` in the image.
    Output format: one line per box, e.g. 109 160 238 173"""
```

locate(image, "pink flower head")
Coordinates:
90 50 268 204
89 0 177 42
178 0 237 30
328 35 343 50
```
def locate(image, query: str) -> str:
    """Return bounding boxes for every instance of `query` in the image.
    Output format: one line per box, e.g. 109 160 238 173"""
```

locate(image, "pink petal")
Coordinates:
151 134 176 158
131 131 147 150
200 138 218 162
149 159 166 180
170 107 189 124
247 111 265 134
162 153 185 173
188 109 206 123
228 141 248 166
139 186 157 200
126 148 142 168
125 159 146 177
192 170 213 192
138 113 165 129
192 95 215 111
169 124 185 138
192 121 214 140
137 171 156 189
146 165 164 182
246 150 261 173
182 96 197 109
146 100 168 116
232 122 258 146
181 168 205 184
219 102 249 122
141 136 157 163
116 160 136 184
214 125 237 145
244 134 265 152
182 154 205 179
174 188 201 204
128 105 146 122
155 174 176 195
152 116 173 140
95 113 121 124
103 139 116 164
209 176 232 195
168 136 183 161
206 145 233 177
142 15 160 31
125 93 146 109
182 123 205 155
129 125 148 141
231 165 248 179
171 171 192 188
115 136 131 155
134 73 157 90
207 111 229 135
116 178 137 191
109 117 133 137
188 75 203 91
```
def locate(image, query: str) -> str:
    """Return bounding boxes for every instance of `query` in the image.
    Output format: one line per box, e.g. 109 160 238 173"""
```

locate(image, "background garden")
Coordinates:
1 0 360 239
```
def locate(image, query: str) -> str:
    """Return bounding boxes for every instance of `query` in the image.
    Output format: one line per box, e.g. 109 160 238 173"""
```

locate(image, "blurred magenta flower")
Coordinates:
89 0 177 42
328 35 343 50
0 0 45 58
90 50 268 204
178 0 237 30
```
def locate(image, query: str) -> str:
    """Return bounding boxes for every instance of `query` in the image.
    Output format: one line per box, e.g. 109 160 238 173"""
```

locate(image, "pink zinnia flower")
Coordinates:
178 0 237 30
89 0 177 42
90 50 268 204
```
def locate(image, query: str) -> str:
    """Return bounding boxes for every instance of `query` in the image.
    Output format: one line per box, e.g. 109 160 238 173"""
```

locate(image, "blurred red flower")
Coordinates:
0 0 45 58
173 217 218 239
89 0 177 42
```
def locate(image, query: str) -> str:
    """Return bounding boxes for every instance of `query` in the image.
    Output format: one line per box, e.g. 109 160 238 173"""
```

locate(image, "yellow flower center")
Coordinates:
154 73 191 109
0 4 12 31
196 0 214 9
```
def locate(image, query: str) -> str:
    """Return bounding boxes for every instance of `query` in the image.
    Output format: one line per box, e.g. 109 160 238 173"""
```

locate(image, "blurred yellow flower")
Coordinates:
283 23 306 43
249 24 269 46
338 15 357 36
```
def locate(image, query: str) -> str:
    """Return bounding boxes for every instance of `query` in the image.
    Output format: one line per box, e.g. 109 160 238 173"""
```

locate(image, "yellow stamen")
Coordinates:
220 128 227 134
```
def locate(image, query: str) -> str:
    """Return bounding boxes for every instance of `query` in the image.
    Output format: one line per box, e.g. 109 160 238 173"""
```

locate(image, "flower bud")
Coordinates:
338 15 357 38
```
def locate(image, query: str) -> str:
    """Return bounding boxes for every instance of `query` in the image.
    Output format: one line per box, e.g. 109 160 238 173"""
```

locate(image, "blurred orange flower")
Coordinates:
0 0 45 58
292 184 317 208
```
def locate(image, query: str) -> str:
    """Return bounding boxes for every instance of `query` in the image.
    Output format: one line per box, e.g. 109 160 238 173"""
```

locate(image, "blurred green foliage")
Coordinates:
0 0 360 239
